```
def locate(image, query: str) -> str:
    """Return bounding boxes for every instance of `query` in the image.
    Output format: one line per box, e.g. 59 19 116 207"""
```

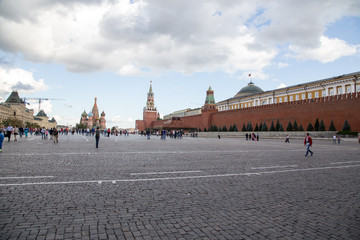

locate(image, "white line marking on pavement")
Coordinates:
130 170 202 176
330 161 360 165
81 136 89 142
251 165 298 170
1 164 359 187
0 176 54 180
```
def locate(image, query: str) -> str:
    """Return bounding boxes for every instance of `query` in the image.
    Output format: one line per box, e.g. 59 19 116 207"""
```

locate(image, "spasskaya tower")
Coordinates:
135 81 158 131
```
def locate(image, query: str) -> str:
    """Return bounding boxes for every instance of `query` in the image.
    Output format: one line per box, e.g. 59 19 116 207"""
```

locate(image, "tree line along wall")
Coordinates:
151 93 360 132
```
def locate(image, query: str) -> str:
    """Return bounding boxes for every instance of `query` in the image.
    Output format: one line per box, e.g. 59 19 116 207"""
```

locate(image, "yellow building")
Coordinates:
0 91 57 128
217 72 360 111
0 91 34 124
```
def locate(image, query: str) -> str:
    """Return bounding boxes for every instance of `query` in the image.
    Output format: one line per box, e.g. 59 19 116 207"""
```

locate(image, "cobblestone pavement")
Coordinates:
0 134 359 240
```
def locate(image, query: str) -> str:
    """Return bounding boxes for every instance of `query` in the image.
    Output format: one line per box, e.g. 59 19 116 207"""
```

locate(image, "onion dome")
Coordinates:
234 81 263 98
101 111 105 116
88 111 93 117
81 110 88 117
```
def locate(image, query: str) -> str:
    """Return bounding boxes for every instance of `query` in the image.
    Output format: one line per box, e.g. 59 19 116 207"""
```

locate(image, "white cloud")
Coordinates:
277 62 289 68
0 67 49 98
277 83 287 89
289 36 359 63
0 0 359 76
108 115 134 128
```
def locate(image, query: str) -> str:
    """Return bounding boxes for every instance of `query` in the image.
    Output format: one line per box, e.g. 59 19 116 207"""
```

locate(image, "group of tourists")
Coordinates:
245 133 260 141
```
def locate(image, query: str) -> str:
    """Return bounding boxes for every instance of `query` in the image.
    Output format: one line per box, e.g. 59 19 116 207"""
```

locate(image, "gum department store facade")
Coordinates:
136 71 360 132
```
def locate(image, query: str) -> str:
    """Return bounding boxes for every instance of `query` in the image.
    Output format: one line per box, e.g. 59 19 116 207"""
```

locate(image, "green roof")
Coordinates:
5 91 24 104
36 110 48 117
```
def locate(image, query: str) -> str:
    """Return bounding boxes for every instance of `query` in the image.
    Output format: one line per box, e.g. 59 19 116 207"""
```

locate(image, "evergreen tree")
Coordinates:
248 122 253 131
342 120 351 131
279 124 284 131
222 126 228 132
259 122 263 131
329 120 336 131
233 124 238 132
204 128 207 132
242 123 246 132
293 120 298 131
275 119 280 131
229 125 234 131
319 119 326 131
286 121 293 131
306 123 314 131
262 122 268 131
213 125 218 131
270 121 275 131
254 123 259 131
314 118 320 131
298 124 304 131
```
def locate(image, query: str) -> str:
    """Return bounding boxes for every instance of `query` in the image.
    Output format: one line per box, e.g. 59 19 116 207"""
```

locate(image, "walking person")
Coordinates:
333 135 336 144
285 135 290 143
218 132 221 139
304 133 313 157
24 126 29 138
0 131 4 152
95 127 100 148
5 124 13 142
337 134 341 144
13 126 19 141
53 127 59 143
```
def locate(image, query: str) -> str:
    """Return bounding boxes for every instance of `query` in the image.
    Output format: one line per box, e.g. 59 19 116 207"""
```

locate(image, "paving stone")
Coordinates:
0 135 359 239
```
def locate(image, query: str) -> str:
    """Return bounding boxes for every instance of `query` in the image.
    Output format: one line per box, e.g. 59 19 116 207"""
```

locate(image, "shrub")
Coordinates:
319 119 326 131
254 123 259 131
314 118 319 131
328 120 336 131
342 120 351 131
306 123 314 131
262 122 268 131
275 119 280 131
298 124 304 131
286 121 293 131
233 124 238 132
293 120 298 131
270 121 275 131
241 124 246 132
279 124 284 131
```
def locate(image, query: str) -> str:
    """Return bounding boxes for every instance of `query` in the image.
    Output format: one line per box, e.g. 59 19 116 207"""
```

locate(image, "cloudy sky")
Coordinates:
0 0 359 128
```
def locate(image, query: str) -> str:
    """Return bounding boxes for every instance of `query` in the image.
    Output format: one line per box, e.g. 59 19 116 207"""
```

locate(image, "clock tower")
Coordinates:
136 81 158 131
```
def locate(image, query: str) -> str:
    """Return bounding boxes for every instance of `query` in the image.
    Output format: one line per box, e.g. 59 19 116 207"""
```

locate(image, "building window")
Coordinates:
308 92 312 99
274 98 277 103
284 96 287 102
337 86 342 94
329 88 334 95
315 91 319 98
290 96 293 101
244 103 247 108
357 85 360 92
301 93 305 99
296 95 299 100
346 85 351 93
262 100 266 105
269 98 273 104
322 90 326 97
279 97 282 103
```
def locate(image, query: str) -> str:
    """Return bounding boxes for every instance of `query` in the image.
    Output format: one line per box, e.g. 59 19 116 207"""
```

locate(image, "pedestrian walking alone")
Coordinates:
95 127 100 148
304 133 313 157
5 125 13 142
337 134 341 144
53 127 59 143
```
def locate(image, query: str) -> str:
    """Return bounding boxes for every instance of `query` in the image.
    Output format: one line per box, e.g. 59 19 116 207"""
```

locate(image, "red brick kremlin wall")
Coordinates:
151 93 360 132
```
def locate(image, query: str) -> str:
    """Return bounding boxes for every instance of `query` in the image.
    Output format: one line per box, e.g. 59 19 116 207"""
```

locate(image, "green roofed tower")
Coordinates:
203 86 216 110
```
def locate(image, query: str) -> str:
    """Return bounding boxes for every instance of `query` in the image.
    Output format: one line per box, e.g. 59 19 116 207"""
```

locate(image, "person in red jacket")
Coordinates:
304 133 313 157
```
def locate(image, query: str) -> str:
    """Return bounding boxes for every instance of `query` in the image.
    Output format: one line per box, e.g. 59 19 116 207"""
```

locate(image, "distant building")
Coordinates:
135 81 159 131
79 97 106 129
0 91 34 124
141 72 360 132
33 110 57 129
0 91 57 128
